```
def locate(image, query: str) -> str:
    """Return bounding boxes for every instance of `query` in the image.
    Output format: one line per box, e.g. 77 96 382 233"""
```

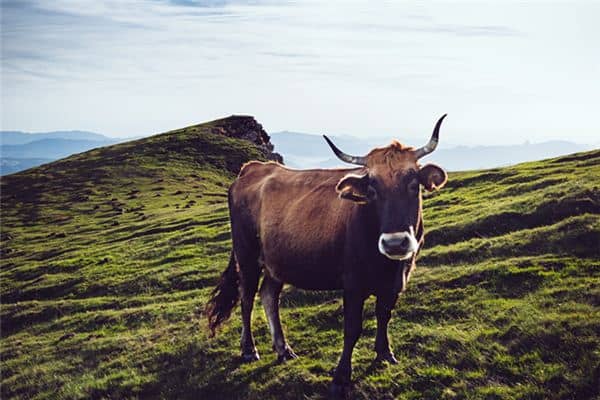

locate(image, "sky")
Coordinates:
1 0 599 146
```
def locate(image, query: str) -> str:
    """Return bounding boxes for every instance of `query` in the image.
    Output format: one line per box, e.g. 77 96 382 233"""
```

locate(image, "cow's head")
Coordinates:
324 115 448 261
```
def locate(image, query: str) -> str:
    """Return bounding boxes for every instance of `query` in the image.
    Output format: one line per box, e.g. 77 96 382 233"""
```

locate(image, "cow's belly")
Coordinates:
260 230 344 290
265 258 343 290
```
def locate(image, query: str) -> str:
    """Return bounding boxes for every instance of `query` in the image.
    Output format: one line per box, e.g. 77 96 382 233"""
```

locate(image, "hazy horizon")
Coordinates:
2 1 599 146
2 126 597 148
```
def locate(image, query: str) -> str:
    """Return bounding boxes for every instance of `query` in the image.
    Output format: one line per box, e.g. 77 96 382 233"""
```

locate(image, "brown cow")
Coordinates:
206 115 448 398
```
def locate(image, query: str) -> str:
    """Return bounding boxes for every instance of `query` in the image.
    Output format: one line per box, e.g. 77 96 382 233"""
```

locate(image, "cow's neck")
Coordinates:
351 203 424 295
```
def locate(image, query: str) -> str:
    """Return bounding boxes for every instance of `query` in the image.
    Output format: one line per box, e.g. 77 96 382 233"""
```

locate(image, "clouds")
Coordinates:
0 0 517 85
0 0 522 89
1 1 599 144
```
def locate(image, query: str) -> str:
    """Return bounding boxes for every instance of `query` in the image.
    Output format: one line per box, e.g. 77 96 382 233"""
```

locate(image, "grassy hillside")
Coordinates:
1 119 599 400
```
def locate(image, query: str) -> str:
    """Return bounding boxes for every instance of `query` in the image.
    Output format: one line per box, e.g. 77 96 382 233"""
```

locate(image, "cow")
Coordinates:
206 115 449 398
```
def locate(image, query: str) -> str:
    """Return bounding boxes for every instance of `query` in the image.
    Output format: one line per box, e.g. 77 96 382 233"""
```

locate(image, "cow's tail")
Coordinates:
206 251 240 337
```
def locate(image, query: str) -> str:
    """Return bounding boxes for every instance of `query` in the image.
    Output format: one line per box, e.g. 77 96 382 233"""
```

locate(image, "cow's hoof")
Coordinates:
277 347 298 363
375 352 399 365
329 382 351 399
241 351 260 363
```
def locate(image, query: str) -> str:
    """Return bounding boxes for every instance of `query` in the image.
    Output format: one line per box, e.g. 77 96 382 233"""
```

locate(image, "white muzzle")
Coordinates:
378 227 419 260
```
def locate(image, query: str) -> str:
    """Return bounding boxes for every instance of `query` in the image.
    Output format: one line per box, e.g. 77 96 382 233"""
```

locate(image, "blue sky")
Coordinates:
1 0 599 145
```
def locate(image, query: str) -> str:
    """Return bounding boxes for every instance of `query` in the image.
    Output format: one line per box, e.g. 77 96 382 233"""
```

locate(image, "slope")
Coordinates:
1 119 599 399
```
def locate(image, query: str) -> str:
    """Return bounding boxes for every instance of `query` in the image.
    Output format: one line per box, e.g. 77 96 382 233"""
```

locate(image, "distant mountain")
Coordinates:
0 131 128 175
0 138 121 159
270 131 595 170
271 131 403 170
271 131 420 166
423 141 595 171
0 130 111 145
0 157 54 175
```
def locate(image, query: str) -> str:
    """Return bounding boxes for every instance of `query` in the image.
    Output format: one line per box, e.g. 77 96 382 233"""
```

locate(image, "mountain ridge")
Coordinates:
0 130 112 145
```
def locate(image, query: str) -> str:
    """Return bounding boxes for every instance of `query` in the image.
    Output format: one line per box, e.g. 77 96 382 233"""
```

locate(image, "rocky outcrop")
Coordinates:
210 115 283 164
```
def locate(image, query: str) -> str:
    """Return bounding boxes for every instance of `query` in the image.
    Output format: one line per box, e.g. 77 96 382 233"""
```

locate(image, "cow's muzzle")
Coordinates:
378 228 418 261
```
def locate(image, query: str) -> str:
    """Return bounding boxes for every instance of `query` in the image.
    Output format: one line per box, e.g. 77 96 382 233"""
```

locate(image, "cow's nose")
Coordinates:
378 231 418 260
382 236 410 253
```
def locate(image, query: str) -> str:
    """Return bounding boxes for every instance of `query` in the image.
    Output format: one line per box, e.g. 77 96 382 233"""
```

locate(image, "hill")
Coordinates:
270 131 594 171
1 117 599 400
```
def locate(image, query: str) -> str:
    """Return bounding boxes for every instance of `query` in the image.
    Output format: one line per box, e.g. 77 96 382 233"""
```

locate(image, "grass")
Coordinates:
1 118 599 399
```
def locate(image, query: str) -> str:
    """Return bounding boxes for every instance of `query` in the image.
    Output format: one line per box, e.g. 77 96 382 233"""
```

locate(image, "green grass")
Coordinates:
1 119 599 399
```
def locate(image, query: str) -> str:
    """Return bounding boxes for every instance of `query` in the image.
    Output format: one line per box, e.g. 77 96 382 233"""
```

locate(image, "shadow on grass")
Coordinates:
136 342 328 400
431 265 548 298
280 288 341 308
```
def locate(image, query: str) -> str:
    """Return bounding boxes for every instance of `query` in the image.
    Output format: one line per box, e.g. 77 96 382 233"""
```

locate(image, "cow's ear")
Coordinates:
419 164 447 192
336 172 372 204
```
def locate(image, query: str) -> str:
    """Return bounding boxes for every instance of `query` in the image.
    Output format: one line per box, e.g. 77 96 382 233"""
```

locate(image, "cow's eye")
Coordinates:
408 181 419 193
367 186 377 200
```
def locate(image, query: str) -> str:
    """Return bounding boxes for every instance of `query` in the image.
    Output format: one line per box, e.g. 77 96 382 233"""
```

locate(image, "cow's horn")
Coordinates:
414 114 447 160
323 135 367 166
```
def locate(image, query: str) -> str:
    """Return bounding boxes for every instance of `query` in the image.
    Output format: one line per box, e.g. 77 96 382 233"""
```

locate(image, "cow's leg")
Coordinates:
259 274 297 362
330 290 365 398
374 292 399 364
238 257 261 362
